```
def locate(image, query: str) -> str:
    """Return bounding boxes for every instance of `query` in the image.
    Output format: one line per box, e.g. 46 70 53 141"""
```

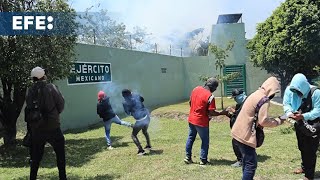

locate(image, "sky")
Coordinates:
68 0 284 47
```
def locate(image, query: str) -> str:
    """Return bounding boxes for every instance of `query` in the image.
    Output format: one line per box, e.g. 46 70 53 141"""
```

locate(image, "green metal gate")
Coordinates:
223 64 246 96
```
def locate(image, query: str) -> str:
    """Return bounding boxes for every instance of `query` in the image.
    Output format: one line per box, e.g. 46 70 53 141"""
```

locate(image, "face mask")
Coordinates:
235 94 246 104
269 94 275 100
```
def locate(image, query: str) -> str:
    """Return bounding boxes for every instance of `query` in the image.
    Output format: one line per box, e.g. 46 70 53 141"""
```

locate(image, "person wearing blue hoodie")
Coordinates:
97 91 132 150
122 89 151 155
283 73 320 180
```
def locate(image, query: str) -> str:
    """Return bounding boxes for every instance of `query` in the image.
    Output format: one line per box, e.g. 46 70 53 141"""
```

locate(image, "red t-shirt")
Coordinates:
188 86 216 127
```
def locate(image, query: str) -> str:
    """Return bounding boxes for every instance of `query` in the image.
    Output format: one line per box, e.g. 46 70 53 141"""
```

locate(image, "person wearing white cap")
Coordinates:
25 66 66 180
30 66 46 80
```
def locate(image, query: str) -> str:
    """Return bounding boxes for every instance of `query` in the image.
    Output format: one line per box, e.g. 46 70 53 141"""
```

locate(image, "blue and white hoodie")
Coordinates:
283 73 320 121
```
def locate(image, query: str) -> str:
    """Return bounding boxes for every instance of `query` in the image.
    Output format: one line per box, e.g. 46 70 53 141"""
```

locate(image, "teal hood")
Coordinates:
283 73 320 121
289 73 310 98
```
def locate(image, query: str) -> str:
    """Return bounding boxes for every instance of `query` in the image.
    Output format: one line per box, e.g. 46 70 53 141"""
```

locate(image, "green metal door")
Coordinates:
223 64 246 96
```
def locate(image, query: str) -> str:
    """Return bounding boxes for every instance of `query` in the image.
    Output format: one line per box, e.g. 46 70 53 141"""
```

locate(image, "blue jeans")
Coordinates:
185 123 209 161
235 140 257 180
104 115 131 146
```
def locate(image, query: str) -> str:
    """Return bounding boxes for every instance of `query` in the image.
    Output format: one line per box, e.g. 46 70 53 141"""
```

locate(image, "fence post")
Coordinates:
130 35 132 50
155 43 157 53
181 48 182 57
93 29 96 44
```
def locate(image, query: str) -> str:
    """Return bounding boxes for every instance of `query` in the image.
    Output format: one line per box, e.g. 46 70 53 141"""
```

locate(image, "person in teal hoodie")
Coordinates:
283 73 320 180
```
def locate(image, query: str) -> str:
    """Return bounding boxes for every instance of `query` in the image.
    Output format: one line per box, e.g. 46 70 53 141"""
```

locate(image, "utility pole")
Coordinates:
130 35 132 50
93 29 96 44
170 45 172 56
155 43 157 53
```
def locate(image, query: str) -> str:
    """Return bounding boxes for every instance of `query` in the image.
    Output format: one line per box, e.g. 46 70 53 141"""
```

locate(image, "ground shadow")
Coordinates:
314 171 320 178
208 154 271 166
257 154 271 163
0 136 126 168
208 158 234 166
17 173 121 180
146 149 163 156
64 122 104 135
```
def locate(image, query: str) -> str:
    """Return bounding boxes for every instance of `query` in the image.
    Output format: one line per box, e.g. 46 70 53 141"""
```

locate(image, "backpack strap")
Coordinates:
252 96 270 131
255 96 270 114
299 86 319 113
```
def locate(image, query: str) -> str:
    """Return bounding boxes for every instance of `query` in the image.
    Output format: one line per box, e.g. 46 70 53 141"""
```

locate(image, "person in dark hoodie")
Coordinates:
122 89 151 155
97 91 132 149
25 67 66 180
226 89 247 167
283 73 320 180
231 77 285 180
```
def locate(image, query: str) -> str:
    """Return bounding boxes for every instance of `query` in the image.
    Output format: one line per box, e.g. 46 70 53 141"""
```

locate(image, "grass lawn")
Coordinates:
0 98 319 180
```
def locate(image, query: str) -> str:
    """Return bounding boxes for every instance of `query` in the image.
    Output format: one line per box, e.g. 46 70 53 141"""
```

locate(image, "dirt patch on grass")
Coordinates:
152 111 229 122
152 111 189 120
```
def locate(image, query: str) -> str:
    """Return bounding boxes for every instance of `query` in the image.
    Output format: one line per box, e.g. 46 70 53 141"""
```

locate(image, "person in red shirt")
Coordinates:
184 77 228 165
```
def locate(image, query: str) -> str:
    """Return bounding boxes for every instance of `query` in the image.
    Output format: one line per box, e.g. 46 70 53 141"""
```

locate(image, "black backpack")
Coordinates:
25 85 45 124
295 86 320 137
229 100 246 128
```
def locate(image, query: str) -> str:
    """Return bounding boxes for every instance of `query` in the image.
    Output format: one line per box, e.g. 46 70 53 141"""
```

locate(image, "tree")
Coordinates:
195 37 209 56
208 41 235 109
167 28 207 56
247 0 320 97
77 9 151 50
0 0 77 145
77 9 129 48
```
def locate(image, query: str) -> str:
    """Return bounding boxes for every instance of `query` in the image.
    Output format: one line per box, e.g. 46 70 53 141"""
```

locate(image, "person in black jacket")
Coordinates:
25 67 66 180
226 89 247 167
97 91 132 149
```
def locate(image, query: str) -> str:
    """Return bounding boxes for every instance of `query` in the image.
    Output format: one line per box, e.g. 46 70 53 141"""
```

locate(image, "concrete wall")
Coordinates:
182 56 212 98
208 22 270 95
57 44 185 130
210 23 247 65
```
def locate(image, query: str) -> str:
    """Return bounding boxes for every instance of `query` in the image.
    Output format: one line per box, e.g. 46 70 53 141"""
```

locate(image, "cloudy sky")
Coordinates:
69 0 284 46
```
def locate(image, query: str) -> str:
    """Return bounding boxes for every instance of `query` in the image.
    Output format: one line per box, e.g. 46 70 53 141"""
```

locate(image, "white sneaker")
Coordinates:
231 161 242 167
107 146 114 150
137 150 146 156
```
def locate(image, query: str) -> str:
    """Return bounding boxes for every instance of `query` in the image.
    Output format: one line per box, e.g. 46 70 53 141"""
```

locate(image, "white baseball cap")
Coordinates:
31 66 45 79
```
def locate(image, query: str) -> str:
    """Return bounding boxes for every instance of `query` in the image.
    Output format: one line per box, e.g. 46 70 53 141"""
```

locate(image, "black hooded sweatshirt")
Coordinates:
97 97 116 121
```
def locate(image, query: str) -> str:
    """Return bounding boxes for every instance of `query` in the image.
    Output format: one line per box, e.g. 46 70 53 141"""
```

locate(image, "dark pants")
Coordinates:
185 123 209 161
295 123 320 179
132 116 151 152
232 138 242 162
30 128 66 180
235 140 257 180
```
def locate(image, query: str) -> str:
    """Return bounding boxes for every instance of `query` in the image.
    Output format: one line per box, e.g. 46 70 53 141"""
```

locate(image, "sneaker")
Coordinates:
231 161 242 167
144 145 152 150
107 146 114 150
199 159 210 166
137 150 146 156
184 157 193 164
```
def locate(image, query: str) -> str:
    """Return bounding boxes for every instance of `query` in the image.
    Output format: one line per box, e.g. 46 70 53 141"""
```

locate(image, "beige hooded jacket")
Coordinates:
231 77 282 148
